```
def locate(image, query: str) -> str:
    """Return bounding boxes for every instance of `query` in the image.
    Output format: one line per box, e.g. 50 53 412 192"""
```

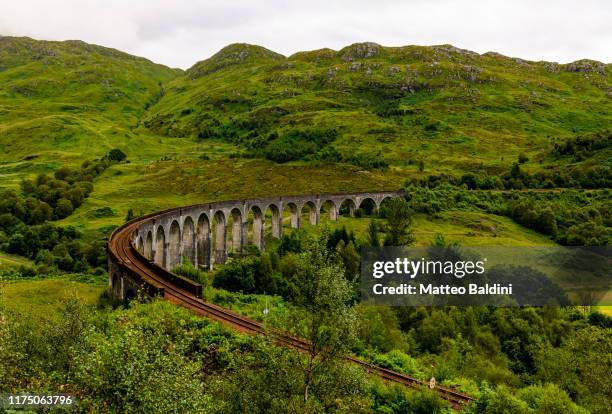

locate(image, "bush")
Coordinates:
54 198 74 219
172 259 208 286
258 128 339 163
106 148 127 162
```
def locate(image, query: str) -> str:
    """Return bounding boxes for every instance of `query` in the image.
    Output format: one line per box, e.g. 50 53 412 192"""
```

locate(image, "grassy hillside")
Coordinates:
0 36 178 167
143 42 611 174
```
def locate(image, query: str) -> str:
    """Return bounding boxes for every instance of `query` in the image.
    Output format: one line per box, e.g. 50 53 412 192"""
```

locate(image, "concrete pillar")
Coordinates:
240 220 248 251
355 197 362 210
348 203 355 217
232 217 242 253
154 225 167 268
215 222 227 265
207 227 213 269
197 213 212 270
272 205 282 238
198 227 212 270
144 233 153 259
164 242 170 269
178 239 184 267
291 209 301 229
253 215 265 250
330 204 339 221
309 207 320 225
115 276 124 301
375 197 383 212
193 233 198 269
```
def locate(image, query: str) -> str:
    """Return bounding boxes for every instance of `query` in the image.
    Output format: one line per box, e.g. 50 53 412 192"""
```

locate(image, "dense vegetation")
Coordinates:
199 202 610 413
404 185 611 246
2 228 610 413
0 150 126 273
1 237 455 413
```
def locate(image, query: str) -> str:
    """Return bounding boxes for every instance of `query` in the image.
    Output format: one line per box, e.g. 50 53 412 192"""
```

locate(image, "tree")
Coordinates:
217 337 370 412
510 162 522 179
287 231 361 405
336 240 360 280
367 219 380 247
383 198 415 246
125 208 135 222
535 326 611 413
55 198 74 219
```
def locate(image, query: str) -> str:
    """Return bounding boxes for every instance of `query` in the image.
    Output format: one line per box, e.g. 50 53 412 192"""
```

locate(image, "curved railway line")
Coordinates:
108 212 475 409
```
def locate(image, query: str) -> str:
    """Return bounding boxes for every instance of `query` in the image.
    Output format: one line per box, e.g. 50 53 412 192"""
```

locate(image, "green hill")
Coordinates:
0 36 178 164
1 37 610 177
143 42 611 174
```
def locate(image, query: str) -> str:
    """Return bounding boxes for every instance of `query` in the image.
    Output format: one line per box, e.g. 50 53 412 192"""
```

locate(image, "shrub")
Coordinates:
106 148 127 162
54 198 74 219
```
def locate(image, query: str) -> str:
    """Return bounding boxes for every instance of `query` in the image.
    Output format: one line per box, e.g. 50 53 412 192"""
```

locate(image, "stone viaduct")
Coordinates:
129 190 404 272
106 190 476 407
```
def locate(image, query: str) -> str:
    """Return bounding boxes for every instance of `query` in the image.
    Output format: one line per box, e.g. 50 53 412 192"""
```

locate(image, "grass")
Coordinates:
0 252 33 270
596 306 612 316
295 210 555 247
0 275 106 320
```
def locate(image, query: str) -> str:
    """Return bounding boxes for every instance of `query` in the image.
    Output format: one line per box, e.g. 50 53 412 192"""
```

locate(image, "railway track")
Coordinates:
109 218 475 409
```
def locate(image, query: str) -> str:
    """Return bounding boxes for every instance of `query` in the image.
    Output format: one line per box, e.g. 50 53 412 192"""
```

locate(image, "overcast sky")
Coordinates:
1 0 610 69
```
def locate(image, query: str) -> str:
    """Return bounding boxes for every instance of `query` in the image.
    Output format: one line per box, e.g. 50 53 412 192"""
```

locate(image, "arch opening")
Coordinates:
320 200 338 223
358 198 377 216
301 201 318 226
378 196 395 212
339 199 357 218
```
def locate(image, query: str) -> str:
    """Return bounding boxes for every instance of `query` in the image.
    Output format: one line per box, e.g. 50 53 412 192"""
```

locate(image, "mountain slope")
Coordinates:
0 36 179 162
143 42 611 173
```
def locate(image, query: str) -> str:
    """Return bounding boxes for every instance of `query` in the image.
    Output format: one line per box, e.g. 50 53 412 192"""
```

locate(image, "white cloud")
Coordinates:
0 0 609 68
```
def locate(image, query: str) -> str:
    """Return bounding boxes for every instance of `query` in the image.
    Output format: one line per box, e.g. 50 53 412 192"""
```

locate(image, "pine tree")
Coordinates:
367 219 380 247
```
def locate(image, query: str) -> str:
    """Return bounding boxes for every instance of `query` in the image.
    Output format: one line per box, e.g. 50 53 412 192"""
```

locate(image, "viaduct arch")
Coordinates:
119 190 403 275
